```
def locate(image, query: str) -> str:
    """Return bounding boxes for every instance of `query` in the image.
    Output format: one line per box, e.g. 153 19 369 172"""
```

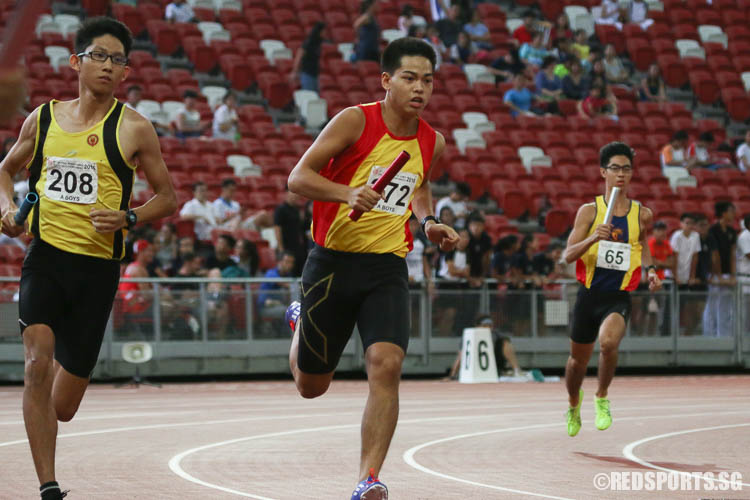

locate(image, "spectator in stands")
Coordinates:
257 251 296 320
169 252 204 339
578 82 617 120
429 0 452 22
205 233 236 271
639 63 667 102
398 5 415 36
735 130 750 172
179 182 218 242
124 84 142 111
660 130 689 170
551 38 574 73
687 132 726 171
353 0 380 63
511 234 542 289
406 215 433 286
436 5 462 48
602 44 629 86
165 0 196 23
738 214 750 333
550 13 573 44
174 90 208 140
466 212 492 283
513 10 536 46
212 178 242 230
436 182 471 229
535 56 563 114
695 213 712 290
649 221 676 280
504 73 537 118
211 92 239 142
589 58 608 84
671 213 701 287
519 33 550 68
489 48 525 83
704 202 737 337
438 205 457 230
170 236 202 276
627 0 654 30
274 187 308 276
570 29 590 62
562 58 589 100
423 25 448 70
491 234 520 283
464 9 492 50
449 31 476 65
291 22 325 92
155 222 178 272
596 0 624 30
532 241 566 282
222 238 259 278
436 228 471 335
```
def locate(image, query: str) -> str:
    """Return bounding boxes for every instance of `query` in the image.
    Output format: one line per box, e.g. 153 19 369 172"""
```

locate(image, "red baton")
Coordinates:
348 150 411 222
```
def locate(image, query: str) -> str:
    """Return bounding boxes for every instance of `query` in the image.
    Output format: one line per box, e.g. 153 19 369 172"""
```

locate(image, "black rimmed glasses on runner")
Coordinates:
76 51 129 66
604 163 633 174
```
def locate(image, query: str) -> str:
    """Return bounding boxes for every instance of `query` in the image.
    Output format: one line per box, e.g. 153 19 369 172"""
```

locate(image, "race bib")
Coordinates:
366 166 419 216
596 240 631 271
44 157 98 204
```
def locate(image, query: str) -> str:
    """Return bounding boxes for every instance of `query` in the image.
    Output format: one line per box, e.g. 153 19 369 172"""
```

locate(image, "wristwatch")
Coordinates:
125 209 137 229
420 215 439 234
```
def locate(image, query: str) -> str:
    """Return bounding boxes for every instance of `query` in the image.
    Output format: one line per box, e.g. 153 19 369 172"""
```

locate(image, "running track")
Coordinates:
1 376 748 499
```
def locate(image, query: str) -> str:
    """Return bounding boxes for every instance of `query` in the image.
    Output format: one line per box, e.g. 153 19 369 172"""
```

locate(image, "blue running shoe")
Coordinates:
351 469 388 500
285 301 301 333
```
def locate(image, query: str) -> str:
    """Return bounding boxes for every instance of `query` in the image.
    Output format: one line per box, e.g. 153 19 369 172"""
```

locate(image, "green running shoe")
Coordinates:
566 389 583 437
595 397 612 430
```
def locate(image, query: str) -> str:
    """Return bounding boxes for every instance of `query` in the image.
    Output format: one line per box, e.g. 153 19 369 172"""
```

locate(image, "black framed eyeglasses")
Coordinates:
77 51 129 66
604 165 633 174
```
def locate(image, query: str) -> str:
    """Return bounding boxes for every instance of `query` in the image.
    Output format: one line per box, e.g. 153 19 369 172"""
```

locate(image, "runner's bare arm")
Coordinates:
288 107 380 212
563 203 603 263
0 108 38 236
90 112 177 232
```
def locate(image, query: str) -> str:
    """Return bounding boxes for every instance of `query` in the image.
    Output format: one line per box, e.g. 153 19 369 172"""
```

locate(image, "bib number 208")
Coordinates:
48 170 95 196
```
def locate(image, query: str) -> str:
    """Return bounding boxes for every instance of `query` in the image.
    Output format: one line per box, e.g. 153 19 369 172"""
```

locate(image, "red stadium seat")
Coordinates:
146 21 180 55
112 4 145 36
544 209 572 237
657 55 688 88
596 24 626 54
625 38 655 71
689 71 720 105
721 89 750 122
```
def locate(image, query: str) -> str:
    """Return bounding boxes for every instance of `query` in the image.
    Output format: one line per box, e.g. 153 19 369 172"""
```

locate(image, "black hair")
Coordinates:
218 234 236 247
744 213 750 230
680 212 695 221
2 136 15 151
183 89 199 99
222 91 235 103
454 181 471 197
75 16 132 56
547 241 564 252
468 211 485 224
401 4 413 16
221 178 237 188
599 141 634 168
381 37 437 74
307 21 326 44
182 252 197 262
523 9 536 18
192 182 205 191
360 0 375 14
475 314 492 325
694 212 708 222
653 220 667 230
280 250 296 260
439 205 455 218
715 201 734 218
541 56 557 69
672 130 689 142
698 131 714 143
497 234 518 252
126 84 142 93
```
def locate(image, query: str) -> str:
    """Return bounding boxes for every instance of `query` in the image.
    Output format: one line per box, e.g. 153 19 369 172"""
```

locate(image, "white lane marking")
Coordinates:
403 410 750 500
622 422 750 487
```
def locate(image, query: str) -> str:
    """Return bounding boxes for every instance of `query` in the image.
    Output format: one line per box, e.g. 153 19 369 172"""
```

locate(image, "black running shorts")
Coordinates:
297 245 410 374
570 287 631 344
19 238 120 378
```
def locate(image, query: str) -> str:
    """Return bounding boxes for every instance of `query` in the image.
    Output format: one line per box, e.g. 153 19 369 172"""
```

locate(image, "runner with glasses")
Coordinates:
0 17 176 499
561 142 661 437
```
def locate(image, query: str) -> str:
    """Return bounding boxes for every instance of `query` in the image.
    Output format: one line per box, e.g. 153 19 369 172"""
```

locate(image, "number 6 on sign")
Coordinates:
459 328 499 383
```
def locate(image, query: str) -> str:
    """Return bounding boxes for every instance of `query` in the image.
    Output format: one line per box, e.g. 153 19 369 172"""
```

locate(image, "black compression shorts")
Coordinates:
19 238 120 378
297 244 410 374
570 287 631 344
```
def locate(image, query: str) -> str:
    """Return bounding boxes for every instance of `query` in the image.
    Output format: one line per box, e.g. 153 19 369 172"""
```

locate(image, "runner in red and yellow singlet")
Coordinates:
285 38 459 500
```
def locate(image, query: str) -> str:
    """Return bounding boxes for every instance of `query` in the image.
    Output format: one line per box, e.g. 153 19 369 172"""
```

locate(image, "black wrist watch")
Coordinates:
420 215 439 234
125 209 137 229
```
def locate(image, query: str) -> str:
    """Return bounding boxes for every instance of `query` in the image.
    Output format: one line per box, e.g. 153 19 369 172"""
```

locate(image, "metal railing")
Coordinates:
0 276 748 380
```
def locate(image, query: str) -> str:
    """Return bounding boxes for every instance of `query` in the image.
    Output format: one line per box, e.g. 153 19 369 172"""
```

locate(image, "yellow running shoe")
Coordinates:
566 389 583 437
595 397 612 430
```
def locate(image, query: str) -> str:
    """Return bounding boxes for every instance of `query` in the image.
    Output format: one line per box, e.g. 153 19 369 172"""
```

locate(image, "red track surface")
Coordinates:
1 376 748 499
